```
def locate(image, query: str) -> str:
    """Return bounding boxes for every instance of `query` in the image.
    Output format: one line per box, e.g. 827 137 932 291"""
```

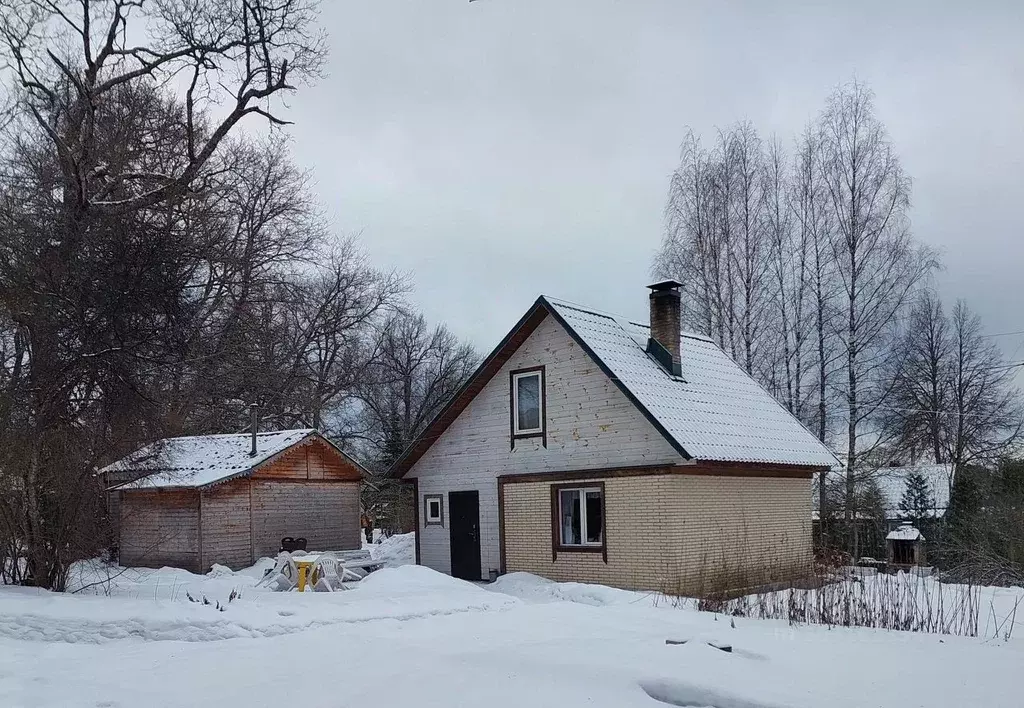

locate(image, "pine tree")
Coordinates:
899 471 935 527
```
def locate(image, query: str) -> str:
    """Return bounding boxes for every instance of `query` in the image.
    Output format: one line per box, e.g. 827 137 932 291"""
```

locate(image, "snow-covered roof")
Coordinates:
887 524 924 542
102 429 319 490
874 464 952 517
545 298 840 467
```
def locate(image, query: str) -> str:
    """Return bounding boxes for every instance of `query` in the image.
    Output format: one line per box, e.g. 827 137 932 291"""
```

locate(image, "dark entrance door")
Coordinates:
448 490 481 581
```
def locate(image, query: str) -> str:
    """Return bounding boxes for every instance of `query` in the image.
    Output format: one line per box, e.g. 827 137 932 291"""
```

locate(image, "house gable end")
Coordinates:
408 311 685 481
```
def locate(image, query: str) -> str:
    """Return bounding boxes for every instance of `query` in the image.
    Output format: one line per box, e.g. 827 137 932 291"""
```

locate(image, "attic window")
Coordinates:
510 367 545 442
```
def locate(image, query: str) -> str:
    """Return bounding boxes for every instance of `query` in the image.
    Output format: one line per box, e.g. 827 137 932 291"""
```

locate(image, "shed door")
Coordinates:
448 490 481 581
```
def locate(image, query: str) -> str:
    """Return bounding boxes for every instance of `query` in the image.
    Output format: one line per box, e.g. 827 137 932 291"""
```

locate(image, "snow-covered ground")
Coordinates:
1 536 1022 708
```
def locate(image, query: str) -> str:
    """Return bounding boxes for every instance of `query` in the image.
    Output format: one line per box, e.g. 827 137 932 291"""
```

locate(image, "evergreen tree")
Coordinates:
899 471 935 527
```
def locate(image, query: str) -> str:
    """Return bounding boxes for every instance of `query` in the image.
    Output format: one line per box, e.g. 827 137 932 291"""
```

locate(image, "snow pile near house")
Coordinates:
5 561 515 644
490 570 1024 640
489 572 656 607
364 532 416 567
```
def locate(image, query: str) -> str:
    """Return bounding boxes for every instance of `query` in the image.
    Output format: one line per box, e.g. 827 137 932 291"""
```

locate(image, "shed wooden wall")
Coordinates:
250 480 361 559
200 479 252 570
119 490 201 572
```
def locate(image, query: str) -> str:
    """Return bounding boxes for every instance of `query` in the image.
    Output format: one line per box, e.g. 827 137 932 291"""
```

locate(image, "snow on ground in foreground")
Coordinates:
3 562 513 644
1 565 1023 708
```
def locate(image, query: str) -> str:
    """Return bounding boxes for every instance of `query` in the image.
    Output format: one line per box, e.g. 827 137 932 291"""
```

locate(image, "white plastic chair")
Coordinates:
310 553 347 592
263 552 299 592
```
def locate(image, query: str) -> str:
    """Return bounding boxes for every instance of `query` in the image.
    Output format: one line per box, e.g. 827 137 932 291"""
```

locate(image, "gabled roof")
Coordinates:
103 429 365 491
390 296 840 477
887 524 924 541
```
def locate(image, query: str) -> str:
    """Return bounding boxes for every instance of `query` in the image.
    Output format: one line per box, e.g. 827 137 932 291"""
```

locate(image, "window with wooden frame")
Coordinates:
510 366 545 446
423 494 444 526
550 482 606 561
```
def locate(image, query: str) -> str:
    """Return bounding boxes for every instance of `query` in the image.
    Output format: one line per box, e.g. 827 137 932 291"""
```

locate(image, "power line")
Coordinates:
982 329 1024 339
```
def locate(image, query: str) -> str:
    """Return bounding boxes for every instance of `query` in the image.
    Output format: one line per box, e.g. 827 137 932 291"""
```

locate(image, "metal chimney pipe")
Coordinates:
249 404 259 456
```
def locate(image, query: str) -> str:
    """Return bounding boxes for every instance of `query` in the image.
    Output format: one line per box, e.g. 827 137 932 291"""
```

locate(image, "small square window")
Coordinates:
424 494 443 526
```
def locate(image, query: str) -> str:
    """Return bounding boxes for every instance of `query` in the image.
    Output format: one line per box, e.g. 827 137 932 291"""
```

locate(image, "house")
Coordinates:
104 429 364 573
391 282 840 594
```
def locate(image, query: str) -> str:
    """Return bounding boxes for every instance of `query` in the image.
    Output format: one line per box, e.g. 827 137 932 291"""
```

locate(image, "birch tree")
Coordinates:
818 80 937 557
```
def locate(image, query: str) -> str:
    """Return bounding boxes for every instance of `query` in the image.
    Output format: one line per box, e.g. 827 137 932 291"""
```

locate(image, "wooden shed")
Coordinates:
103 429 364 573
886 524 926 567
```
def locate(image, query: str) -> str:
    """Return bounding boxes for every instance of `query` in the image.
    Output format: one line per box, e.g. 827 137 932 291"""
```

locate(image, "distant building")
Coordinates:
873 463 952 527
813 463 953 530
886 524 927 566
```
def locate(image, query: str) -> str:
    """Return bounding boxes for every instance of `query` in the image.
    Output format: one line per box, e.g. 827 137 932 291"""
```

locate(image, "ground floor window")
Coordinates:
556 486 603 547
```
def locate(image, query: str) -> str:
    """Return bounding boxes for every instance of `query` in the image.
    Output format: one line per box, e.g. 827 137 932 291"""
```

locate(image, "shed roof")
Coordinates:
102 429 362 490
887 524 924 541
391 296 840 477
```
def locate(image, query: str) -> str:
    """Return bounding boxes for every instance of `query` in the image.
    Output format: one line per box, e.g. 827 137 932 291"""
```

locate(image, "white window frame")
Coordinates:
511 369 544 436
558 486 604 547
424 494 443 526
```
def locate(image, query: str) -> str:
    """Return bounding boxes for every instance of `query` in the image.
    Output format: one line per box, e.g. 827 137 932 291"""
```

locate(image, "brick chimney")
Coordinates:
647 280 682 376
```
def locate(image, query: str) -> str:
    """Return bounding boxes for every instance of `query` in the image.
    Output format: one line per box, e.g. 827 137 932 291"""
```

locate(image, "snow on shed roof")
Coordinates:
102 429 319 490
544 298 840 467
887 524 924 542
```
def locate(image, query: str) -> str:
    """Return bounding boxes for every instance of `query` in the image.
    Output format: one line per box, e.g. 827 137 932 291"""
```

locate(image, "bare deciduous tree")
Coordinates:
818 80 937 557
356 311 477 535
943 301 1023 472
0 0 327 589
0 0 325 215
884 289 951 465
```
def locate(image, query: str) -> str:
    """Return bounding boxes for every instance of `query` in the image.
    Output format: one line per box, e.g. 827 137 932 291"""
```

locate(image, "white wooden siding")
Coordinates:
409 314 683 578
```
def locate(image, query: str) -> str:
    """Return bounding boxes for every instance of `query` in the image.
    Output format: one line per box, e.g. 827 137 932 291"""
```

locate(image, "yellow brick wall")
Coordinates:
502 472 812 595
669 475 813 595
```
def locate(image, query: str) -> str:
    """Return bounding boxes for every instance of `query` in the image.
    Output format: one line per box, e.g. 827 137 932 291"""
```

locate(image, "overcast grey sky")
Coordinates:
286 1 1024 370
